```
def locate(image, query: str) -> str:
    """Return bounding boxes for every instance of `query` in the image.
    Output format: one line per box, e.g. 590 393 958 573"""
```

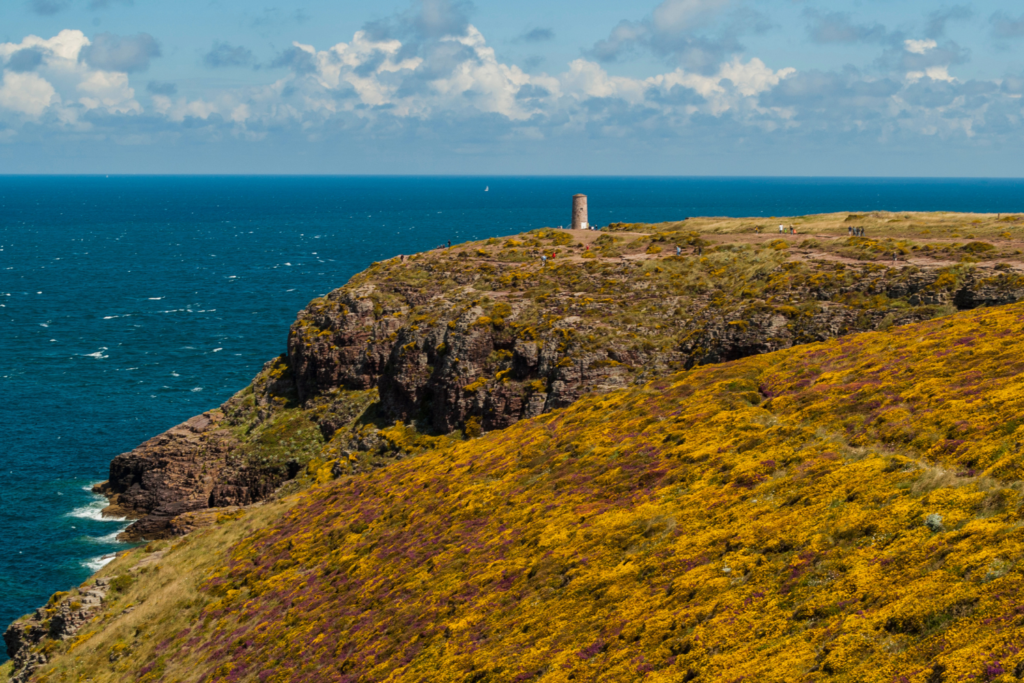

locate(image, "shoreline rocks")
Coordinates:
3 579 110 683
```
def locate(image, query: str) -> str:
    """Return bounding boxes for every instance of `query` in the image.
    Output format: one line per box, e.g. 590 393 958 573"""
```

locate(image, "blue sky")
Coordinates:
3 0 1024 175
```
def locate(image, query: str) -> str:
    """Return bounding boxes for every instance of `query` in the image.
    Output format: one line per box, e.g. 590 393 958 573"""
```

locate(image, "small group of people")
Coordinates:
848 226 866 237
778 224 798 234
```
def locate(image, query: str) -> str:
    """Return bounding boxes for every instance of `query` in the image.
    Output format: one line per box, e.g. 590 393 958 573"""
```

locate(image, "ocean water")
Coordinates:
3 175 1024 655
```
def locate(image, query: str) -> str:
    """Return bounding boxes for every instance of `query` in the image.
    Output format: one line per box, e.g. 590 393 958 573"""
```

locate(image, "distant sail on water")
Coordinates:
485 186 489 192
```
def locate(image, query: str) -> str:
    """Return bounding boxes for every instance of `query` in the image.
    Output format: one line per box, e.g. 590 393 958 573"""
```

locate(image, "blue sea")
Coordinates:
3 175 1024 656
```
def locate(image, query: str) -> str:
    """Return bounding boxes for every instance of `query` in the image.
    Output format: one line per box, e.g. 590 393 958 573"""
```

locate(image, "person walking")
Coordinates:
541 255 547 267
779 224 784 234
675 245 681 256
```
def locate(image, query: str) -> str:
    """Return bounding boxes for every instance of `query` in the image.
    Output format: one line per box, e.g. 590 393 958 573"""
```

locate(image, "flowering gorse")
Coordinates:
28 302 1024 683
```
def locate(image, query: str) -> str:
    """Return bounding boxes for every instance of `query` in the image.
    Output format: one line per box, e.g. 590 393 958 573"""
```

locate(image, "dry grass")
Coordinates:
662 211 1024 241
32 497 297 683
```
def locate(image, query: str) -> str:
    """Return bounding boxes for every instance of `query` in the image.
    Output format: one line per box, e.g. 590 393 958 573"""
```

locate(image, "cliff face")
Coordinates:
96 224 1024 541
13 300 1024 683
286 255 1021 434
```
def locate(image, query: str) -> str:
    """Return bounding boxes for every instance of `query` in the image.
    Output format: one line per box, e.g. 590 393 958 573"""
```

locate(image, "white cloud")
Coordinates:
0 25 818 142
562 59 646 103
0 29 90 62
1 22 1018 153
0 72 58 117
313 31 420 109
645 57 793 116
906 67 956 83
77 71 140 114
0 29 140 123
432 27 535 119
904 39 938 55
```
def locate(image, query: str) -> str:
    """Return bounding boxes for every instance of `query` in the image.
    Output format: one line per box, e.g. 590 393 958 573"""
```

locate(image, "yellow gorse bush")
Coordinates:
42 303 1024 682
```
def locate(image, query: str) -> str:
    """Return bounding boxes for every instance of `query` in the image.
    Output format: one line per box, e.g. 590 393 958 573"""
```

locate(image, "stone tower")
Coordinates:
571 194 588 230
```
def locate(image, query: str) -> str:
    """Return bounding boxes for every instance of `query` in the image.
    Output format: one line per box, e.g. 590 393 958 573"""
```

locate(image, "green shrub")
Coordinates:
110 574 136 594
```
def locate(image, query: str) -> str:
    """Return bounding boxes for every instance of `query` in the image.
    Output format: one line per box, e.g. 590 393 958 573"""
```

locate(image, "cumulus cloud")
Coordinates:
203 43 255 69
0 29 141 123
2 18 1022 155
904 39 938 55
990 12 1024 39
0 72 58 116
80 33 160 72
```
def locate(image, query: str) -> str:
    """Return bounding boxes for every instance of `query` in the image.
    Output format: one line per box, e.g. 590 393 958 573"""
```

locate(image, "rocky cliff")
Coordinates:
96 222 1024 541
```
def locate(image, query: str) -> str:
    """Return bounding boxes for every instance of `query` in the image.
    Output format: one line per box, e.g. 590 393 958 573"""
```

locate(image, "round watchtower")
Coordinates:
571 194 588 230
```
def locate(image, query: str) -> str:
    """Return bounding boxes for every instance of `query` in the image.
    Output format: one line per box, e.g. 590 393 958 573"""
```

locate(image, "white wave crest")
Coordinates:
68 500 125 522
93 529 126 544
83 553 117 572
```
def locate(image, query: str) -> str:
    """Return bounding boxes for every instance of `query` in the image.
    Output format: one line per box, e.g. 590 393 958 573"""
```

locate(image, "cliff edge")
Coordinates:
95 214 1024 542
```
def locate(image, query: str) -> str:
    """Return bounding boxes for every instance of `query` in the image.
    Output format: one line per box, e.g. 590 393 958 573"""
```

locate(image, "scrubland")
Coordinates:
21 298 1024 683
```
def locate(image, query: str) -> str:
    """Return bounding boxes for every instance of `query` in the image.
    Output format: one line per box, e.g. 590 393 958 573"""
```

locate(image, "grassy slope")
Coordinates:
30 300 1024 683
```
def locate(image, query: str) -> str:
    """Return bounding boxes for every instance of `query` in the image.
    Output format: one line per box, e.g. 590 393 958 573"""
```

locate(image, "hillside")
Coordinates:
96 214 1024 542
7 212 1024 683
8 297 1024 682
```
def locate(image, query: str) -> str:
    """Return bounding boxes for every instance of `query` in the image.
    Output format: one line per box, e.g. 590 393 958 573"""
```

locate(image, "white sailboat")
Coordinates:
484 186 489 192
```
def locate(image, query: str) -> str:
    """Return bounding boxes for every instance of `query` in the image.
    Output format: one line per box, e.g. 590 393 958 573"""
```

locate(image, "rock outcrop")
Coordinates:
4 579 109 683
96 410 288 540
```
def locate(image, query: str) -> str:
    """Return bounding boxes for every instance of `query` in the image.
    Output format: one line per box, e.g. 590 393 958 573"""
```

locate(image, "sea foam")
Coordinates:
82 554 117 572
93 529 126 544
69 500 125 523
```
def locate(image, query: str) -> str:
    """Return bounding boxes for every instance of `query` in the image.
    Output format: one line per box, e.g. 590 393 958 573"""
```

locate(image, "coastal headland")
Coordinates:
7 211 1024 682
